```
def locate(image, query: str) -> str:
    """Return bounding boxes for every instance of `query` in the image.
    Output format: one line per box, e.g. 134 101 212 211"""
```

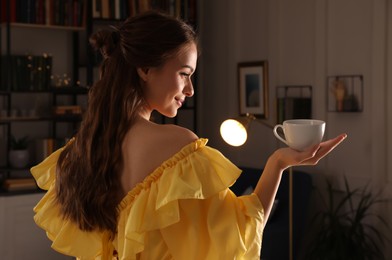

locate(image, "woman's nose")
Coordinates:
183 79 194 97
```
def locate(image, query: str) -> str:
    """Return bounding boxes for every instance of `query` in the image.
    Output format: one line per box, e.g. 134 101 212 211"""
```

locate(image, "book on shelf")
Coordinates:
0 0 17 23
3 178 37 191
91 0 197 23
1 0 85 27
0 54 52 92
53 105 83 115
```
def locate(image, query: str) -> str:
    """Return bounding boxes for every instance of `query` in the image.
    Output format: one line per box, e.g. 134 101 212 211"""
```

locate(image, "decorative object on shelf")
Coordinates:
9 135 30 169
51 73 72 87
276 85 312 124
327 75 363 112
238 61 269 119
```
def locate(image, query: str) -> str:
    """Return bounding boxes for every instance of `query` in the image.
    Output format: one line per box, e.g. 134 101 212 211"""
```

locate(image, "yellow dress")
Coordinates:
31 138 264 260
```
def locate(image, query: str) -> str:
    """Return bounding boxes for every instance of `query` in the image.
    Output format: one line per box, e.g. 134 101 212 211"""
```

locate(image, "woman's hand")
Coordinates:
255 133 347 225
273 134 347 171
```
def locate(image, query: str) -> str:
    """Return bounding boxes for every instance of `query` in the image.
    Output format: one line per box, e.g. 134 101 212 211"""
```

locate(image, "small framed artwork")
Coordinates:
238 61 269 118
327 75 363 112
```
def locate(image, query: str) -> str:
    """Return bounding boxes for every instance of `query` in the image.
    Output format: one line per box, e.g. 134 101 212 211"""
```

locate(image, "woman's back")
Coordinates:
120 118 198 194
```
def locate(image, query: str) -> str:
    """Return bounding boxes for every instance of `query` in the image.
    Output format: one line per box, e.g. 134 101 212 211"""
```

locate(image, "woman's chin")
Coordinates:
166 113 177 118
159 111 177 118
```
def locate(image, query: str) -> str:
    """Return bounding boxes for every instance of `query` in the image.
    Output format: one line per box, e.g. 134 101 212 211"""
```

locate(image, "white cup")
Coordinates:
273 119 326 151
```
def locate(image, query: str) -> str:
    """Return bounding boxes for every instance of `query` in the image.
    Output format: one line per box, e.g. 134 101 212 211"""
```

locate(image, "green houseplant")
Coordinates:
304 176 390 260
9 135 30 168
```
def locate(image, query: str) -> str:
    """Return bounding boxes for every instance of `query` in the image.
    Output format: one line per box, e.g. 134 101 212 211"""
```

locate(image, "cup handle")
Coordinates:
273 124 288 145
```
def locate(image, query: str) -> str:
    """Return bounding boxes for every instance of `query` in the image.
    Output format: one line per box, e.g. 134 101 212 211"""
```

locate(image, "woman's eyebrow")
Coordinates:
182 65 195 72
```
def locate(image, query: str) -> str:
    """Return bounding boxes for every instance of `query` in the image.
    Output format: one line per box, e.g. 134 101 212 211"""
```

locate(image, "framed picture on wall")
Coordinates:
238 61 269 118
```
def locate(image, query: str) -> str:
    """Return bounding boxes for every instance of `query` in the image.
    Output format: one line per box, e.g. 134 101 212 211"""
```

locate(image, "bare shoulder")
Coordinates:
155 123 199 151
125 119 198 153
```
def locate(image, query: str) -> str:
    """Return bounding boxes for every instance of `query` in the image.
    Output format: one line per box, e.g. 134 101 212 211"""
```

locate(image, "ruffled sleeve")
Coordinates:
31 141 104 259
116 138 264 259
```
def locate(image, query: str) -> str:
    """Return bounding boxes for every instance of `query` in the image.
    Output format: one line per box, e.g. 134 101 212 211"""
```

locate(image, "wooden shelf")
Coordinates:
2 22 85 31
0 116 51 123
51 86 89 94
0 86 88 95
0 115 82 123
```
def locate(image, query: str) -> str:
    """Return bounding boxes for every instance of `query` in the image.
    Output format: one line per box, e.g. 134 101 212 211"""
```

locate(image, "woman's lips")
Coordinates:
176 98 184 107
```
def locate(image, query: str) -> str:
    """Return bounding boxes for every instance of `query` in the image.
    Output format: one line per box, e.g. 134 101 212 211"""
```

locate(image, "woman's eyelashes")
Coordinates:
180 72 191 78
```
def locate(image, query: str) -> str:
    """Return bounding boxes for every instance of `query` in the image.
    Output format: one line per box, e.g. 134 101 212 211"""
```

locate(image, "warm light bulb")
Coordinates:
220 119 248 146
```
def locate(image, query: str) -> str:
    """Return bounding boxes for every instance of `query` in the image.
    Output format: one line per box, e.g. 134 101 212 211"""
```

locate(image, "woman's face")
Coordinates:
140 42 198 118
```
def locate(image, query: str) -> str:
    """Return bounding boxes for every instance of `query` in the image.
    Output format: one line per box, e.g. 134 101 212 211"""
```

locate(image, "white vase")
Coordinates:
9 150 30 169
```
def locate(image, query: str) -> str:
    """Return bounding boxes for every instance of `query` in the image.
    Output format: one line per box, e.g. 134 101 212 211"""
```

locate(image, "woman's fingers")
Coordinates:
301 134 347 165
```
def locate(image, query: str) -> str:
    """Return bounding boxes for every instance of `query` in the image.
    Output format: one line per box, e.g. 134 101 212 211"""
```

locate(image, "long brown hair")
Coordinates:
56 11 198 236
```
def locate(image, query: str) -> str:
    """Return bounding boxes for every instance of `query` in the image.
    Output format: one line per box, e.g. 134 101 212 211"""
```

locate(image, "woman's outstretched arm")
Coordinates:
254 134 347 226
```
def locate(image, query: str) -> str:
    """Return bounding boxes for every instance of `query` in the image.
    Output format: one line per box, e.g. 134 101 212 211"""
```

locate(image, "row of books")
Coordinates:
0 54 52 91
0 0 85 27
92 0 197 23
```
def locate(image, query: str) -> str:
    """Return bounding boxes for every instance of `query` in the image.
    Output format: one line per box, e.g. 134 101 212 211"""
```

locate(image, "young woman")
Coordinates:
31 11 346 259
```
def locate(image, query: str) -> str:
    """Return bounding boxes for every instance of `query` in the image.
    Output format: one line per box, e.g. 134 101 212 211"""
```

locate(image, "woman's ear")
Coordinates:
136 68 149 81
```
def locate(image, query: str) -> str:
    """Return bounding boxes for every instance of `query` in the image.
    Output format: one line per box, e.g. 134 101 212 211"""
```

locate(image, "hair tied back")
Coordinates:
110 26 120 45
91 26 120 60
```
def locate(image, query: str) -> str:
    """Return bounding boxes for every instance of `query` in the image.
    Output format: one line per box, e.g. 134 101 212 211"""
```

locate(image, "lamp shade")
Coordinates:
220 119 248 146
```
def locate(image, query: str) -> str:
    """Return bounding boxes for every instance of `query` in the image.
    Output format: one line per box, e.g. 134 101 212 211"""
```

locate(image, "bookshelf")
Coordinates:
0 0 199 192
0 0 87 191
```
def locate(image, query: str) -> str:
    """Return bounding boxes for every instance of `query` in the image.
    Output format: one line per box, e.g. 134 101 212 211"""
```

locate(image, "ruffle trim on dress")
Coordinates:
30 138 245 259
31 139 103 259
117 138 240 211
115 138 243 258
